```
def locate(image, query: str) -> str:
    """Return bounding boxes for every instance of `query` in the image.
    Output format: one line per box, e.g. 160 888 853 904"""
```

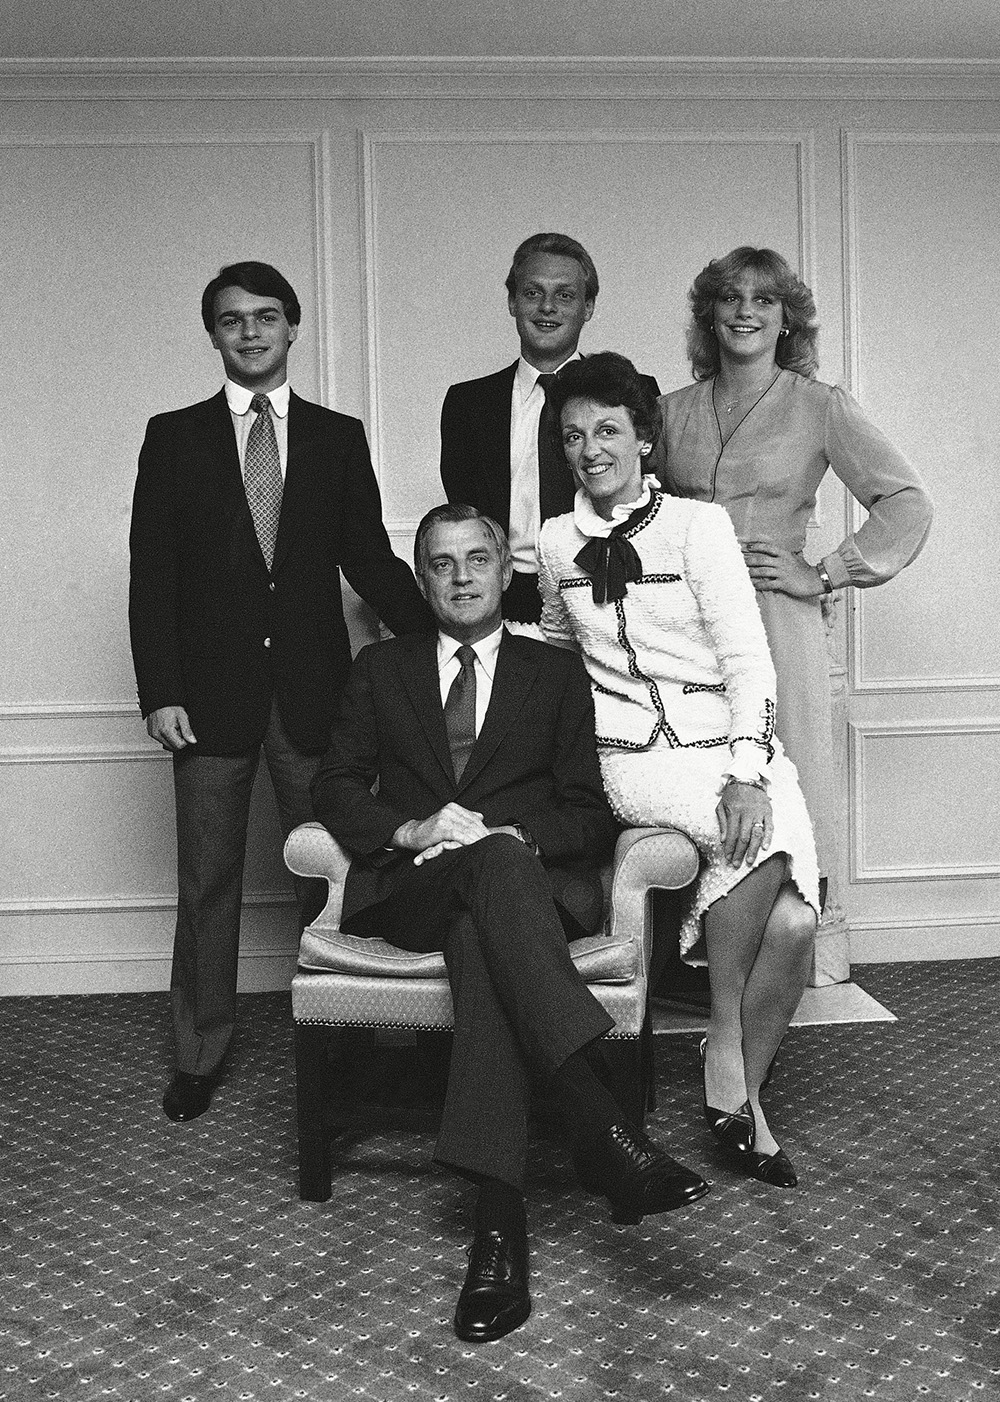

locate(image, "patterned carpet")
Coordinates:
1 960 997 1402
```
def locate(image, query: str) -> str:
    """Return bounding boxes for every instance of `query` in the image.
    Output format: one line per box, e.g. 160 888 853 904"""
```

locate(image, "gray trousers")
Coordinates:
170 702 321 1076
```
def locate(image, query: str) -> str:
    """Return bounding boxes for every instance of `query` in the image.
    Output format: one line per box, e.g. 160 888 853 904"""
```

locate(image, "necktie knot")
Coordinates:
456 643 476 671
251 394 271 416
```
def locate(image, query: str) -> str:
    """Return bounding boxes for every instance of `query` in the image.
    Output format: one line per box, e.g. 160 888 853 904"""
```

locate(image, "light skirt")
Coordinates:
599 738 820 964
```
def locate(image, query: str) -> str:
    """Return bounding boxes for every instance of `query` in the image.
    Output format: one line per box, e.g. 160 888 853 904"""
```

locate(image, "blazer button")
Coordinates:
269 582 275 591
263 637 271 648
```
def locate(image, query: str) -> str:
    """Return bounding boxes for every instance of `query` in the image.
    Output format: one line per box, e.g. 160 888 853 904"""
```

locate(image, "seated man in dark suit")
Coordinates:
440 233 660 623
311 503 708 1344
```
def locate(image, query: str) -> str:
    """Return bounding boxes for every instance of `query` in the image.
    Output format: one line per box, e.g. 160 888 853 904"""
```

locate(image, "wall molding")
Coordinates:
0 892 292 916
362 127 815 486
0 702 140 719
0 746 170 765
848 719 1000 883
1 57 998 103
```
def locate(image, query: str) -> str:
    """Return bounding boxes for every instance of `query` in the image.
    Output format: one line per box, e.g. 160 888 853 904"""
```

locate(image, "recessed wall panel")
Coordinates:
2 138 320 706
848 135 1000 689
851 723 1000 880
366 132 811 525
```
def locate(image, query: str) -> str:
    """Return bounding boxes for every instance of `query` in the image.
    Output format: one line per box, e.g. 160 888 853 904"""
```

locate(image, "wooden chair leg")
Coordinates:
295 1022 333 1202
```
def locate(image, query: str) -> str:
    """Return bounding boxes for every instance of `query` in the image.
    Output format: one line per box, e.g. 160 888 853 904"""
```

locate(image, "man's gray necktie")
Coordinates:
245 393 283 569
444 644 477 782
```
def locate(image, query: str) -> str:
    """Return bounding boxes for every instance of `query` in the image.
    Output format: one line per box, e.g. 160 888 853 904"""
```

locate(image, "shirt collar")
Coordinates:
514 351 581 402
224 379 291 418
573 473 661 538
437 624 505 677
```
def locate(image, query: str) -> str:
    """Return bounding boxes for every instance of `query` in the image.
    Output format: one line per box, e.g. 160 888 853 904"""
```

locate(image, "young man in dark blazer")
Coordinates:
129 262 431 1124
311 503 707 1344
439 233 660 623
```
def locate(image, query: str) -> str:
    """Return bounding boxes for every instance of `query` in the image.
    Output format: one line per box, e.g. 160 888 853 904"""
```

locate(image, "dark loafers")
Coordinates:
454 1225 530 1342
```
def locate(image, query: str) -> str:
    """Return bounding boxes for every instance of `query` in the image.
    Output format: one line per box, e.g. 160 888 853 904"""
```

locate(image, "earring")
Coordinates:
640 445 651 457
779 326 789 337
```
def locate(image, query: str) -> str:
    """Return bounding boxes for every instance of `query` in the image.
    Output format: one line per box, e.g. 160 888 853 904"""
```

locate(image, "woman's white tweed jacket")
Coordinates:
538 491 776 783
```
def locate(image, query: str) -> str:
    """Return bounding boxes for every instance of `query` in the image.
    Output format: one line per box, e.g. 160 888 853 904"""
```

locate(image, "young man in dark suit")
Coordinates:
129 262 430 1124
439 233 660 623
311 503 707 1343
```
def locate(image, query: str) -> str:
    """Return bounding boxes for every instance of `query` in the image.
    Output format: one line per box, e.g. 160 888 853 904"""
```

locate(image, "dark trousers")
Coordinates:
343 833 613 1188
170 702 322 1076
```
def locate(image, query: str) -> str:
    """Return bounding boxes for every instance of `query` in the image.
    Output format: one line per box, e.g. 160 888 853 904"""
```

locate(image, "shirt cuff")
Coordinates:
722 739 771 788
821 551 852 590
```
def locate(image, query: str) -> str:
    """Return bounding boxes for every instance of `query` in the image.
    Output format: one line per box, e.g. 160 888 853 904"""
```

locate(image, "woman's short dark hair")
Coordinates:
547 352 662 450
201 262 302 334
686 246 819 380
504 233 599 305
413 503 512 577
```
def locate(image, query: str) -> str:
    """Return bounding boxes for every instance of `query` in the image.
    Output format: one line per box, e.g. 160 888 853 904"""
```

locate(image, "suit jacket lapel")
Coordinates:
203 391 271 572
484 363 518 529
458 632 537 791
396 635 456 788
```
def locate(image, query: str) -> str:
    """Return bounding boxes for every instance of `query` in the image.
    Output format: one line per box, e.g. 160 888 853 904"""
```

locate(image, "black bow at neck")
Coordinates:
573 494 658 605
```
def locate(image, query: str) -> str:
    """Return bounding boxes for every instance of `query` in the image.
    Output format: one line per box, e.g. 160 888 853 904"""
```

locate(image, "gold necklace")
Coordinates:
716 371 780 414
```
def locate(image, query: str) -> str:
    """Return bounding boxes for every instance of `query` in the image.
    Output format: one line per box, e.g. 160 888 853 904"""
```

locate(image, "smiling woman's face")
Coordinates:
712 273 784 368
561 398 650 519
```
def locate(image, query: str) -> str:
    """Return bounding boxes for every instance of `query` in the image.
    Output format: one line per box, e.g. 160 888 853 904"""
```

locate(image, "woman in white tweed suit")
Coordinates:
538 352 819 1188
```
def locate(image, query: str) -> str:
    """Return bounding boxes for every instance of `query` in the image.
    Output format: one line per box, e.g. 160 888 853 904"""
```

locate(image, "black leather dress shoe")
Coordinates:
162 1071 216 1122
573 1123 710 1224
453 1225 531 1342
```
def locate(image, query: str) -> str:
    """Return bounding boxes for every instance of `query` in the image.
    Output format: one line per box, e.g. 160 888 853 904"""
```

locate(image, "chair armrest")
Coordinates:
607 827 700 975
284 821 351 930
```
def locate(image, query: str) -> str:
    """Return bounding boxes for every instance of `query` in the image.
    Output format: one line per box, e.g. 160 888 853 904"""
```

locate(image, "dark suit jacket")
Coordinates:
129 389 431 755
311 629 619 927
440 361 662 530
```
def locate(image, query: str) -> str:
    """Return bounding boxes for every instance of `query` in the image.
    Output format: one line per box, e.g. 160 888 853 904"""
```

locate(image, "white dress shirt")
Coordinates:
224 379 290 481
507 353 580 572
436 625 504 737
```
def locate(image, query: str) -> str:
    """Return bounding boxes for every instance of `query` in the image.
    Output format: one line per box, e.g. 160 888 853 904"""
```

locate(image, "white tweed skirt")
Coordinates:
599 738 820 964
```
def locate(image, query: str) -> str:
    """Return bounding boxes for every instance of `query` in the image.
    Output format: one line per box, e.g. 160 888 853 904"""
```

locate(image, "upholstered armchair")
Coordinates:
285 822 699 1202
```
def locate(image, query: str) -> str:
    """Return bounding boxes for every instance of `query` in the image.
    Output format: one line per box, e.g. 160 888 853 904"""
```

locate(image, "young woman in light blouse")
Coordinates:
657 246 933 887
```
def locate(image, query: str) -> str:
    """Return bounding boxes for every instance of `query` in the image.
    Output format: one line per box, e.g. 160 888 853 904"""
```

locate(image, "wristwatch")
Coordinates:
513 824 539 856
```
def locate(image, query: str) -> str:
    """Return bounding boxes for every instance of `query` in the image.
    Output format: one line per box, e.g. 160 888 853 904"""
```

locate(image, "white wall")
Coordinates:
1 63 996 992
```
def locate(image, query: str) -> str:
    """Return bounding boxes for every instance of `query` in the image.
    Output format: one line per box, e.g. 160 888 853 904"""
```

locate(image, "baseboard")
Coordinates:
849 918 1000 963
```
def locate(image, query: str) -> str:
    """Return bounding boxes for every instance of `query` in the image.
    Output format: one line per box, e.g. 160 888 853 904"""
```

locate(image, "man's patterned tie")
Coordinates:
245 394 283 569
444 644 477 783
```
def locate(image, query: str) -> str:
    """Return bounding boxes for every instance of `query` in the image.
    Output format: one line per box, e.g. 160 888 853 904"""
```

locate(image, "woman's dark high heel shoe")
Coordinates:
700 1038 755 1156
744 1145 797 1188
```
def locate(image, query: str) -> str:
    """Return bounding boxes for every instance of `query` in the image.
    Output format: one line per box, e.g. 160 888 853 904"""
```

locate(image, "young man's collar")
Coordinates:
515 352 581 400
224 380 291 417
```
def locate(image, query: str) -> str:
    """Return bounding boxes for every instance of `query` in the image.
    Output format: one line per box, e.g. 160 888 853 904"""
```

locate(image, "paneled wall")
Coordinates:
1 63 996 992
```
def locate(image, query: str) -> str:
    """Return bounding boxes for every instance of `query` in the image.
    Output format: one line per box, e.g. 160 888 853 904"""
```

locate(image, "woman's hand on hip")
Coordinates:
741 541 824 598
716 779 773 868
